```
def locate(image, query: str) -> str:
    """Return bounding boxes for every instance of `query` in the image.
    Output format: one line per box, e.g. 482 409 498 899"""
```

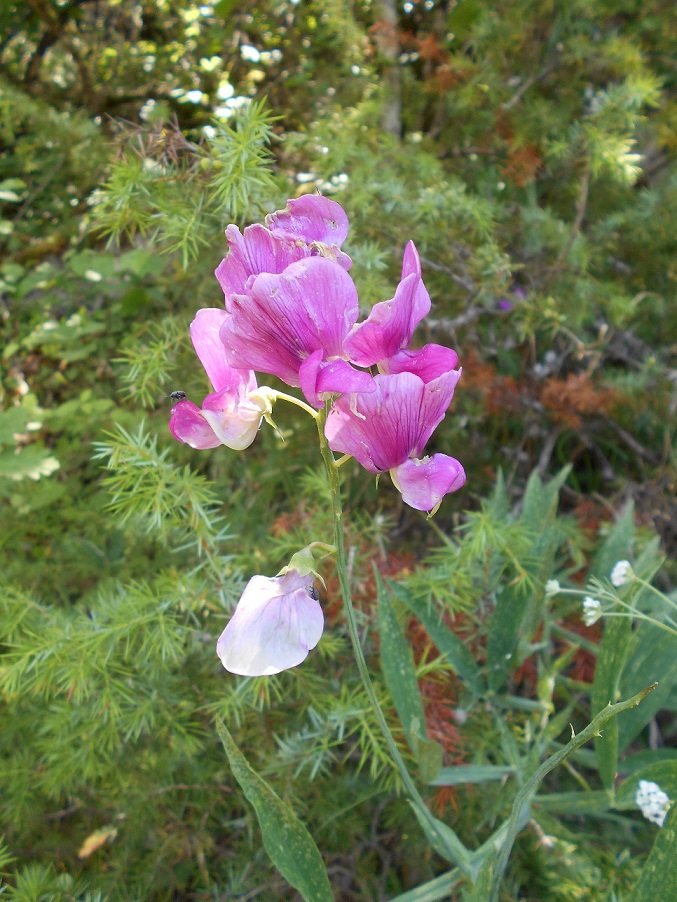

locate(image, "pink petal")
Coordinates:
190 308 252 393
390 455 466 511
325 371 461 471
201 388 264 450
344 246 431 367
216 571 324 676
383 344 460 382
299 351 376 408
215 224 308 308
220 257 359 385
266 194 349 246
169 400 222 450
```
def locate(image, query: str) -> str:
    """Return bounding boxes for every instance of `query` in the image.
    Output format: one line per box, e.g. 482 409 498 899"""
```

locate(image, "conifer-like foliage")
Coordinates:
1 1 675 899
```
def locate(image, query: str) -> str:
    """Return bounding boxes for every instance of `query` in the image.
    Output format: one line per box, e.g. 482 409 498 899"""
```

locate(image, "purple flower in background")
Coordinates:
219 256 374 407
325 371 465 511
169 308 268 450
217 569 323 676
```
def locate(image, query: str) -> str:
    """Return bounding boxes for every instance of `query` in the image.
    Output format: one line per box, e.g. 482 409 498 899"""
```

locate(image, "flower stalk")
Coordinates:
315 407 472 873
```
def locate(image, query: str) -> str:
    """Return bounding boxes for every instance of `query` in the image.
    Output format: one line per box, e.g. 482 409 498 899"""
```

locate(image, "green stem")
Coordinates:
315 409 471 874
485 682 658 901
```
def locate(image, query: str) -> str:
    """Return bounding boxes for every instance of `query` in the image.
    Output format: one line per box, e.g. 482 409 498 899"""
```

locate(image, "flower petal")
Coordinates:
299 350 376 408
390 454 466 511
325 371 461 471
169 399 222 450
201 388 265 450
220 257 359 385
344 244 431 367
190 307 252 393
382 344 460 383
216 571 324 676
266 194 349 246
214 224 308 307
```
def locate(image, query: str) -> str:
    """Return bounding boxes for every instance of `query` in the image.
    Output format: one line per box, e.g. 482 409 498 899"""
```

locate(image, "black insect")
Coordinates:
169 390 187 402
308 585 320 601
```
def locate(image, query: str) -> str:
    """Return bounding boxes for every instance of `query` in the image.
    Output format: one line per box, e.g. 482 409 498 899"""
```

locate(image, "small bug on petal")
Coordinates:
169 390 187 402
308 585 320 601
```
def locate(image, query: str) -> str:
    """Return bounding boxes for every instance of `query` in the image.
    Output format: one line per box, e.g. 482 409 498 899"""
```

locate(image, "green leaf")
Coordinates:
389 867 460 902
591 616 634 792
216 720 333 902
533 790 610 815
409 801 472 871
392 585 482 695
430 765 515 787
628 803 677 901
377 572 426 751
0 445 59 482
589 501 634 580
618 624 677 751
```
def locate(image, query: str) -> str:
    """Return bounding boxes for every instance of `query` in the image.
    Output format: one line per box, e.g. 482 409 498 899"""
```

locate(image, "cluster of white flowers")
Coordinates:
635 780 671 827
611 559 633 587
582 596 602 626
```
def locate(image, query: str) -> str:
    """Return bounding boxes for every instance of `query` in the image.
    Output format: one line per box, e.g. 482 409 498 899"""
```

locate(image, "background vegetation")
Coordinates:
1 0 675 898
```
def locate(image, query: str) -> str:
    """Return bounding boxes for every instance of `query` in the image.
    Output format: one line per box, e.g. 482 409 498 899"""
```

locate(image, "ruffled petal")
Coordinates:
216 571 324 676
390 454 466 511
382 344 460 383
266 194 349 246
220 257 359 385
214 224 308 307
169 399 222 450
299 351 376 408
201 388 265 450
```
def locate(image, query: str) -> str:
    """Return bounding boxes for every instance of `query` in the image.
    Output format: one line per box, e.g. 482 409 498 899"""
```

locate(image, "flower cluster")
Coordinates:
170 194 465 513
169 195 466 676
635 779 672 827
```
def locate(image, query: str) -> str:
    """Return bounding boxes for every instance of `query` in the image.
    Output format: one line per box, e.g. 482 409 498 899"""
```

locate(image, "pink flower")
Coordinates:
214 195 351 307
325 371 465 511
217 570 323 676
219 257 374 407
169 308 269 450
344 241 459 382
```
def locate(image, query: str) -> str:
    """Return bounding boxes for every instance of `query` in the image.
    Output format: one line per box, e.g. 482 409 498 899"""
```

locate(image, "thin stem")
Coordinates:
635 576 677 613
486 682 658 901
315 409 471 874
270 390 319 419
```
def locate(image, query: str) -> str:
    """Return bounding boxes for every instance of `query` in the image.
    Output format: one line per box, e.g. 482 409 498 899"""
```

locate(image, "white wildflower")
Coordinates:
635 780 671 827
582 596 602 626
545 579 560 597
611 560 633 587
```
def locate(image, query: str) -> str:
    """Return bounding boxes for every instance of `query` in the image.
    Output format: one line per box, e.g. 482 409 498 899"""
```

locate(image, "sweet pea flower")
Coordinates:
217 569 323 676
344 242 459 381
169 308 272 450
215 195 351 307
220 256 374 407
325 370 465 512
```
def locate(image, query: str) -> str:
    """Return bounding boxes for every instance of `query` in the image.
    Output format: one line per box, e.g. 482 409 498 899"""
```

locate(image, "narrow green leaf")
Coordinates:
377 572 426 754
392 585 482 695
430 765 515 787
486 583 527 692
389 868 460 902
628 803 677 902
618 624 677 751
521 466 570 532
533 790 610 815
589 501 634 579
409 802 472 871
592 616 634 792
216 720 333 902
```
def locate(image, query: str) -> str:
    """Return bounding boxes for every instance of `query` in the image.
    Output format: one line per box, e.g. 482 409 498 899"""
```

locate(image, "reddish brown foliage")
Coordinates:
502 144 542 187
540 372 617 429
